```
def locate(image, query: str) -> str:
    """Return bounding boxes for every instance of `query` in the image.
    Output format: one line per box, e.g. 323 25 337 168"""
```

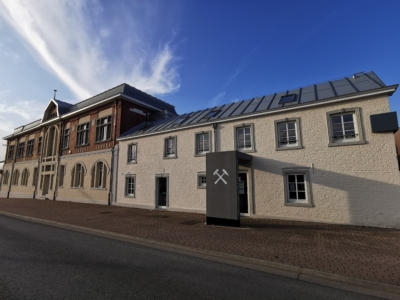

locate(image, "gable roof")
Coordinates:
4 83 177 140
119 71 398 140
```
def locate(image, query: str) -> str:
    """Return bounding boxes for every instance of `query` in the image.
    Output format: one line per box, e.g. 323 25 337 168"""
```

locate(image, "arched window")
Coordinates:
71 163 85 188
44 126 58 157
3 170 9 185
91 161 107 189
12 169 20 186
21 169 29 186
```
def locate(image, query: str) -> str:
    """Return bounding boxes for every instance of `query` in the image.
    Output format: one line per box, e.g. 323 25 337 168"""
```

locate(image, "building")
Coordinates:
1 71 399 228
0 84 177 204
115 71 400 228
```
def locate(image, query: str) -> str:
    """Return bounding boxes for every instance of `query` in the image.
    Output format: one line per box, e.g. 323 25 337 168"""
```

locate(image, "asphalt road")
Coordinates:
0 215 382 300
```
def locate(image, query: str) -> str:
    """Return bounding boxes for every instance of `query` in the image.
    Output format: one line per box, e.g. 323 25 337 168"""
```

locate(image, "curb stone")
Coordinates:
0 211 399 299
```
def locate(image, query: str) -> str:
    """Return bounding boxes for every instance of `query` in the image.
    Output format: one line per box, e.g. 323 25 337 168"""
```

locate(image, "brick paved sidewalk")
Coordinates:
1 198 400 287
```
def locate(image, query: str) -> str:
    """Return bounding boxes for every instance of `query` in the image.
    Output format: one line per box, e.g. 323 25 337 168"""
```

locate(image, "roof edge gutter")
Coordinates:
117 85 398 141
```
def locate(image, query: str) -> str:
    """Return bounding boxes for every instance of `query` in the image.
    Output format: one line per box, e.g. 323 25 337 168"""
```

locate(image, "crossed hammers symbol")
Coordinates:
213 169 229 184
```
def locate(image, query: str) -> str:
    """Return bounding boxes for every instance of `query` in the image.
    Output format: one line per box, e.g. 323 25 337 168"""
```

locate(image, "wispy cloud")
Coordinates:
0 0 181 101
209 92 226 107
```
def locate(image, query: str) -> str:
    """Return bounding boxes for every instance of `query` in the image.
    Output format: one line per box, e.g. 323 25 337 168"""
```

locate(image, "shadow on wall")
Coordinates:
251 156 400 228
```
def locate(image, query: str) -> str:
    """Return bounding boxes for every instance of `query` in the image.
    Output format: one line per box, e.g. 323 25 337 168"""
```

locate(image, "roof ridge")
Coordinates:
122 84 176 108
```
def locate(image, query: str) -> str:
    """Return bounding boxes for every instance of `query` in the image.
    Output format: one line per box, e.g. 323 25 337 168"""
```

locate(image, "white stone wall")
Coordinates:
118 95 400 228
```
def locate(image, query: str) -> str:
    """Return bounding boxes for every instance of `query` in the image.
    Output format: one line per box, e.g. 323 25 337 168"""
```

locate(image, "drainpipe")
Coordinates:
54 122 64 201
8 137 19 198
108 100 118 205
212 123 218 152
34 128 45 199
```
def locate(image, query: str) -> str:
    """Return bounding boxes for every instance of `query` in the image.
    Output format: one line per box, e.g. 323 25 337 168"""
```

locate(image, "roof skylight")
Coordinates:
279 94 296 104
203 110 220 119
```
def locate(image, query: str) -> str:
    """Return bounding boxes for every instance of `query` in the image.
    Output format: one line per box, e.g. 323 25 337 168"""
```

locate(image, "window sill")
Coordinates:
75 144 90 148
71 187 84 189
328 140 366 147
95 139 112 144
284 202 313 207
124 195 135 198
194 153 209 157
127 161 137 164
275 145 304 151
90 187 107 190
236 149 256 153
163 155 177 160
197 185 206 189
25 154 33 157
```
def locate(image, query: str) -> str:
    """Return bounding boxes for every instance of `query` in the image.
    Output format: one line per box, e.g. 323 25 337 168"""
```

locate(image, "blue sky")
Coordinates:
0 0 400 160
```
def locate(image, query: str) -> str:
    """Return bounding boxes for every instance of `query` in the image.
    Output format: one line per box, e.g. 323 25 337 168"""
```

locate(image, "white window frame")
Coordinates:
274 118 303 150
76 123 90 146
95 116 112 142
125 174 136 197
164 136 177 159
91 161 107 189
26 139 34 156
326 108 365 147
282 168 313 207
127 143 137 164
21 168 29 186
71 163 85 188
62 128 70 149
17 142 25 158
7 145 14 160
195 131 211 156
234 123 255 152
197 173 206 189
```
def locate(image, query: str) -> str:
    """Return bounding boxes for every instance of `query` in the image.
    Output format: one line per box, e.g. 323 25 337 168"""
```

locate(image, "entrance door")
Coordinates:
156 177 167 208
238 173 248 214
42 175 50 196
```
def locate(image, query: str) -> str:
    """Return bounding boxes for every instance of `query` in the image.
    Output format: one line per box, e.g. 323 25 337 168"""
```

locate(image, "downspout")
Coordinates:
8 137 19 198
34 128 44 199
54 122 64 201
212 123 218 152
108 100 118 205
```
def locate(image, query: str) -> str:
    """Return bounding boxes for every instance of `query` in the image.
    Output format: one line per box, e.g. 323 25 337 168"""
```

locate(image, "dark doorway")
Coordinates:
156 177 167 207
239 173 248 214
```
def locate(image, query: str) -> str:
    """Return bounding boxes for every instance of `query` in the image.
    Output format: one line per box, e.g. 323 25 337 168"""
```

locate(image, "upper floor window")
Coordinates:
234 124 255 152
96 116 112 142
326 108 365 147
7 145 14 160
49 112 57 119
37 137 42 154
26 139 34 156
62 129 70 149
164 136 177 158
195 132 210 156
76 123 89 146
17 142 25 158
274 118 303 150
91 161 107 189
127 143 137 163
71 163 85 188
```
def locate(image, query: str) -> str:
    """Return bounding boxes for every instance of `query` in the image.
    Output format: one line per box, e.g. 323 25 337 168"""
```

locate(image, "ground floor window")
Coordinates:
125 175 136 197
197 173 206 189
91 161 107 189
21 169 29 186
59 165 65 187
12 170 20 186
71 163 85 188
3 170 9 185
282 169 313 207
32 167 38 186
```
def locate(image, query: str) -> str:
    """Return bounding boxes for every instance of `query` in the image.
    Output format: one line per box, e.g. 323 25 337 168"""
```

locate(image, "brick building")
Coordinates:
115 71 400 228
0 84 177 204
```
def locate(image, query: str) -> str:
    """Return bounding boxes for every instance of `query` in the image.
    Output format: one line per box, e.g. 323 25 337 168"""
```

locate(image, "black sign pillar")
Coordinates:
206 151 252 227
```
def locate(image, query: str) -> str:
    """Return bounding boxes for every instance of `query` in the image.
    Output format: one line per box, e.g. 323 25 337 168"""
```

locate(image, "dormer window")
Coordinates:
49 112 57 119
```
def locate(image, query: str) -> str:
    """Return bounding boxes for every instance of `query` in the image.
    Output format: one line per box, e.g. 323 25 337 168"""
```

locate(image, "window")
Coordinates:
127 143 137 163
49 112 57 119
197 174 206 189
203 110 220 119
96 116 112 142
125 175 136 197
234 124 255 152
37 137 42 154
62 129 70 149
12 169 20 186
17 142 25 158
71 163 85 188
76 123 90 146
91 161 107 189
3 170 9 185
59 165 65 187
7 145 14 160
326 108 365 146
282 169 312 207
21 169 29 186
274 118 303 150
195 132 211 156
26 140 34 156
164 136 177 158
279 94 296 104
32 167 38 186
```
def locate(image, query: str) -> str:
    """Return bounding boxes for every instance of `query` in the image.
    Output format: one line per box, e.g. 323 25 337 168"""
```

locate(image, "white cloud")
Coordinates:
0 0 180 101
210 92 226 107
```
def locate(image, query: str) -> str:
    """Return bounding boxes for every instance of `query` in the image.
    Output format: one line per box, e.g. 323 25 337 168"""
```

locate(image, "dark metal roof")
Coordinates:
4 84 177 139
120 71 397 139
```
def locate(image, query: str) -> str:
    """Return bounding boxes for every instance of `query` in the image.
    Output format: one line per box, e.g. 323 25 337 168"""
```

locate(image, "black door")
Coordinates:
157 177 167 207
239 173 248 214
